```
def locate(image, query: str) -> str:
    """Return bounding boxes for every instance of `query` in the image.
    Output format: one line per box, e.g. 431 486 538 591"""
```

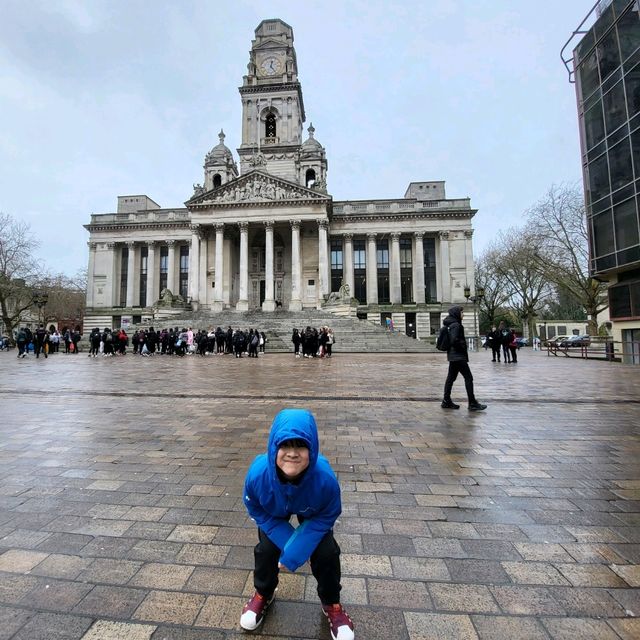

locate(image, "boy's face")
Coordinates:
276 441 310 479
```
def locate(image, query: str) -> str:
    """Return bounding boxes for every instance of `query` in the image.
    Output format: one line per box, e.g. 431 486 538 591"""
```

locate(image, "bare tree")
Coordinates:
526 184 608 334
39 272 86 329
475 249 512 329
0 213 42 340
486 228 553 337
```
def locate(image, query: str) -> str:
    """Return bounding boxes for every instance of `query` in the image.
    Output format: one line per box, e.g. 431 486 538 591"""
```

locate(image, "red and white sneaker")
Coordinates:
322 603 354 640
240 591 275 631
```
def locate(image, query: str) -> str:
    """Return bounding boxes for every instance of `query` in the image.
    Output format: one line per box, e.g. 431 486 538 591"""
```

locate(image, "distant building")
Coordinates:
84 19 480 339
565 0 640 362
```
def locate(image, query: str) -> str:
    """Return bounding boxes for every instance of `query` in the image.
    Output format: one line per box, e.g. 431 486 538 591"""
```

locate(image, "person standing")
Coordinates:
16 327 27 358
498 321 511 363
489 325 501 362
441 306 487 411
34 324 48 359
508 329 519 364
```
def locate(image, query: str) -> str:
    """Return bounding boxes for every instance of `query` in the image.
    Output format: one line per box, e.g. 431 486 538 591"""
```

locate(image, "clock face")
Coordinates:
259 55 282 77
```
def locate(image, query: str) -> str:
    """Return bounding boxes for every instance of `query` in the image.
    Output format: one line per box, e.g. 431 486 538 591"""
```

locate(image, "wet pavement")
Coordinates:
0 347 639 639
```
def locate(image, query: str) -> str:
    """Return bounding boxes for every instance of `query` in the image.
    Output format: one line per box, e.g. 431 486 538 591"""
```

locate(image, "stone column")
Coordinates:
199 228 208 306
212 223 225 311
263 220 276 311
343 233 354 298
237 222 249 311
126 241 136 308
413 232 426 304
366 232 378 304
439 231 451 303
289 220 302 311
317 219 329 302
189 225 201 306
86 242 97 308
464 229 475 294
146 241 156 308
105 242 116 307
390 232 402 304
166 240 176 294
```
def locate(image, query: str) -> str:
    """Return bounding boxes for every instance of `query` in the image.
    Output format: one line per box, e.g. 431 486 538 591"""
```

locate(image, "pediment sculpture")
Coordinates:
210 173 325 204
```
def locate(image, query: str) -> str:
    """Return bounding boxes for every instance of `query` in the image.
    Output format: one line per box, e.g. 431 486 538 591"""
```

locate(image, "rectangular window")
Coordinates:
376 239 389 269
609 136 634 190
330 238 343 293
585 100 605 150
424 237 437 302
159 245 168 292
603 81 627 134
625 64 640 119
598 28 621 82
377 239 389 303
614 197 640 249
120 247 128 307
139 246 148 307
579 48 600 100
179 245 189 300
588 153 611 203
593 209 616 257
353 239 366 269
618 4 640 62
400 238 413 303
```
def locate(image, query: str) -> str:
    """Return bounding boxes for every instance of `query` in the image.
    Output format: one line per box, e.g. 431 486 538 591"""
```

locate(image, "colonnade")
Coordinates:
87 226 457 310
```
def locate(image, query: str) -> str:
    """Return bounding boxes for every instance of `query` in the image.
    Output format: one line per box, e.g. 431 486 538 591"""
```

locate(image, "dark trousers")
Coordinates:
491 346 501 361
502 344 511 362
254 527 341 605
443 361 476 403
509 346 518 363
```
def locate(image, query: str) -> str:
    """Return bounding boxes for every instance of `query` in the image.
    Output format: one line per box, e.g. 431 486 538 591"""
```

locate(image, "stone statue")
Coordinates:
338 280 350 300
157 288 186 308
193 183 205 196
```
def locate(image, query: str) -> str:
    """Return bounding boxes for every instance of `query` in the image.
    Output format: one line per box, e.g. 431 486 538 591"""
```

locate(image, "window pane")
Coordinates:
579 49 600 99
625 64 640 118
598 28 621 82
609 136 634 189
603 81 627 133
614 197 639 248
588 153 611 202
585 101 605 148
617 4 640 61
593 209 616 256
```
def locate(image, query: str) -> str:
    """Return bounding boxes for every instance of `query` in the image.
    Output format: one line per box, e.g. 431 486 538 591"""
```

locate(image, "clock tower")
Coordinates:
238 19 306 182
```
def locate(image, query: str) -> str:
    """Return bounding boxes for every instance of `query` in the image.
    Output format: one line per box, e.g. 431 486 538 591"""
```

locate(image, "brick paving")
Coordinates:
0 348 639 639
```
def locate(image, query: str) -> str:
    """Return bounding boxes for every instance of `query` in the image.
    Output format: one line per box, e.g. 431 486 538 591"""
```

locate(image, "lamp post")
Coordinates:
463 285 485 351
33 291 49 325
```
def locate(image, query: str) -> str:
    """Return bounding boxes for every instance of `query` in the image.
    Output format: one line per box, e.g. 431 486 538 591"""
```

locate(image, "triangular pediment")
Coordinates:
186 170 330 208
253 40 286 51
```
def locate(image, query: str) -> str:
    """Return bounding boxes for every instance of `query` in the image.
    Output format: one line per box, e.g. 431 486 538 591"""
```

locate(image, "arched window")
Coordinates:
305 168 316 188
213 174 222 188
265 113 277 138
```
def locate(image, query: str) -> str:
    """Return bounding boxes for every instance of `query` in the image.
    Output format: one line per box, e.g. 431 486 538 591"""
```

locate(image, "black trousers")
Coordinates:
502 344 511 362
443 361 476 403
491 346 501 361
254 527 341 605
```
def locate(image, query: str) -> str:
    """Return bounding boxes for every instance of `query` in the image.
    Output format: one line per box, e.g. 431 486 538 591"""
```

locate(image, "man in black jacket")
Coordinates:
441 306 487 411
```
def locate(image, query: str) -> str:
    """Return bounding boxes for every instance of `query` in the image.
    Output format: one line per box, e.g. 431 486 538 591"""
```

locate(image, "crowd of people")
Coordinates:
14 325 82 358
291 326 335 358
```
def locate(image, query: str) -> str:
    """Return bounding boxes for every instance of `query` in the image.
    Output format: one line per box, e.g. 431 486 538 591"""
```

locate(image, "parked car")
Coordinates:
515 337 529 348
548 335 571 347
560 335 591 348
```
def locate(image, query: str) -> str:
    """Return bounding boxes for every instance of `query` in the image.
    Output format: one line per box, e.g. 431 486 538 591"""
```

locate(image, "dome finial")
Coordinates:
218 129 225 143
308 123 315 139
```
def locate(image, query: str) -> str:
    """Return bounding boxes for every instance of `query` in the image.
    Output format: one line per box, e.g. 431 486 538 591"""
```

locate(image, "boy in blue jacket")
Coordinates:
240 408 355 640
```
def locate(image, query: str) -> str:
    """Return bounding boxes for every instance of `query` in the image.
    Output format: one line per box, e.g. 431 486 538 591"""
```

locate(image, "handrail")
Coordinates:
560 0 604 83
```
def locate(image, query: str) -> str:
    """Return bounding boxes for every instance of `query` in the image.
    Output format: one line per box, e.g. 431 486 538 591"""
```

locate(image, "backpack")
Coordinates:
251 334 259 348
436 325 451 352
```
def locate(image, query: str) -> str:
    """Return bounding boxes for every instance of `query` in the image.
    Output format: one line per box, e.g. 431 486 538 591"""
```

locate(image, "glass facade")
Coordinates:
353 238 367 303
330 238 343 293
139 246 148 307
119 247 128 307
179 245 189 300
574 1 640 275
376 238 390 303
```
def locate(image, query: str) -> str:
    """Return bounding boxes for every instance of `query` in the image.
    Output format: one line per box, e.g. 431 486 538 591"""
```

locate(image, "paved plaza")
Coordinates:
0 348 639 639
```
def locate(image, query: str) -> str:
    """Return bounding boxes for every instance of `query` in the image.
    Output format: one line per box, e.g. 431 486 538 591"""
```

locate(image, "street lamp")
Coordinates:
33 291 49 325
464 285 485 351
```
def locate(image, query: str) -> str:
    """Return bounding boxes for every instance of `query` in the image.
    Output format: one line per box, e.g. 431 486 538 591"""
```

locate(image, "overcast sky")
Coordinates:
1 0 592 277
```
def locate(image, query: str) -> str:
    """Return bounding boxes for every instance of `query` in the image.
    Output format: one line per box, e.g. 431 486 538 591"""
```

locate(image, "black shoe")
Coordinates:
441 400 460 409
469 402 487 411
491 359 496 362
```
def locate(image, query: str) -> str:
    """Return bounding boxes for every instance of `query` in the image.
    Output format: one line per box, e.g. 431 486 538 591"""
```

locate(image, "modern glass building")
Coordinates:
565 0 640 362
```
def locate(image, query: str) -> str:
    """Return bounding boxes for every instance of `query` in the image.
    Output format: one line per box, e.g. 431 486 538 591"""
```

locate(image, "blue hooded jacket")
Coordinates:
243 408 341 571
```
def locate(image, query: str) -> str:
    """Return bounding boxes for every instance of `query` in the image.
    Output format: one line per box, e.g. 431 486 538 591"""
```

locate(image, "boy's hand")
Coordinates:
278 562 286 571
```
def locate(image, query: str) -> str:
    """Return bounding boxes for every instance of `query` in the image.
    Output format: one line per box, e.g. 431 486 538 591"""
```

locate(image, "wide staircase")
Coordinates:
139 309 435 353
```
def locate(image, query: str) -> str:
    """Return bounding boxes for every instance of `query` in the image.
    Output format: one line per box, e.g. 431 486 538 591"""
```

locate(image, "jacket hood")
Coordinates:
444 306 464 326
267 409 319 479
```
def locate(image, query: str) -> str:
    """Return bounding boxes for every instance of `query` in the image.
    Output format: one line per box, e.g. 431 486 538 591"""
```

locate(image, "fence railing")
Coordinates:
545 339 640 364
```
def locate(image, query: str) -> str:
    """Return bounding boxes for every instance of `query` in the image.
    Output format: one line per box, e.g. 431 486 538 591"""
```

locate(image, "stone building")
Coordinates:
84 19 478 339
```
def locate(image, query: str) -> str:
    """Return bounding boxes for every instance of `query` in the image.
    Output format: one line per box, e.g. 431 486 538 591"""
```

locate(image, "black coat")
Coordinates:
443 307 468 363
